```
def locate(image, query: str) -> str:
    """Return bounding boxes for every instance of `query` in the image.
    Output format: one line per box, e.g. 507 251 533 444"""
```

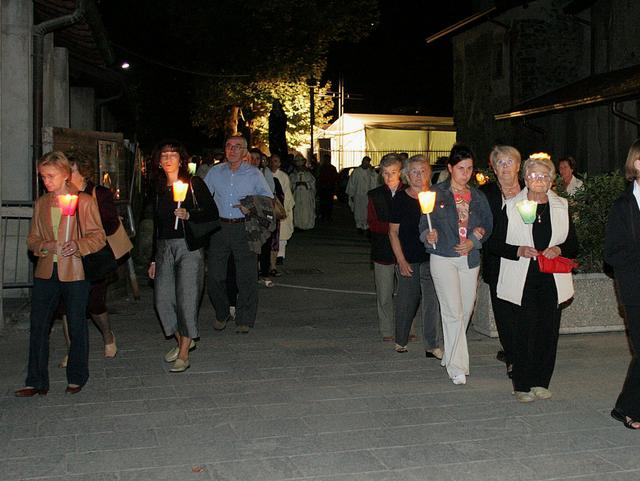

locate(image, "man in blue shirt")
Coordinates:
204 135 273 333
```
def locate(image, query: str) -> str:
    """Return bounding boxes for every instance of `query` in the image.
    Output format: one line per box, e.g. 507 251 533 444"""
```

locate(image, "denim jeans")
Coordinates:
26 266 90 389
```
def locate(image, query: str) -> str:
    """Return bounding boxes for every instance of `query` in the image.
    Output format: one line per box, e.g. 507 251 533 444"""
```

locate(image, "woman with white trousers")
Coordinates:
420 143 492 385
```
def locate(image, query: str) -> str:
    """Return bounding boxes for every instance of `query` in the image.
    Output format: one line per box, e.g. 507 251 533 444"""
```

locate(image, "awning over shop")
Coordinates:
495 63 640 120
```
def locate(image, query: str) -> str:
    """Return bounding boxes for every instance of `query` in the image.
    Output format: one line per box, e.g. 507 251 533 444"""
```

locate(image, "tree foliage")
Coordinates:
192 77 334 152
562 171 627 273
101 0 379 148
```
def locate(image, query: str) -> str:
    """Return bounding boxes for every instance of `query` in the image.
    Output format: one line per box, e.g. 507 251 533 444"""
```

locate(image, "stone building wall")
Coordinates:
452 0 640 172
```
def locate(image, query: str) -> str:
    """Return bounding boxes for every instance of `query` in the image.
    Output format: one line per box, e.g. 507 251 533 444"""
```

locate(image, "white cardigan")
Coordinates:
497 188 574 306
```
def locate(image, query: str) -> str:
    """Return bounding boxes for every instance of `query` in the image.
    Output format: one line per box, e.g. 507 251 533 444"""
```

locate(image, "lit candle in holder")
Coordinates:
516 199 538 224
188 162 197 175
58 194 78 242
475 172 488 185
418 191 437 249
173 180 189 230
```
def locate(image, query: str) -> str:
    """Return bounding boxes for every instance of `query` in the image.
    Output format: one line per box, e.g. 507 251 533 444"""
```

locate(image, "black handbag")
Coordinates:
76 196 118 281
82 247 117 282
186 178 220 241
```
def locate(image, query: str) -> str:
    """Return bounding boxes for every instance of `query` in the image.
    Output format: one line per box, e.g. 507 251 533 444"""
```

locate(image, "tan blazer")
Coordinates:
27 190 106 282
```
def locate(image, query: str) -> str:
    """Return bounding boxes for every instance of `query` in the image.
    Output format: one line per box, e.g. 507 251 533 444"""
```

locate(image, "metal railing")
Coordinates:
319 149 450 170
1 201 34 290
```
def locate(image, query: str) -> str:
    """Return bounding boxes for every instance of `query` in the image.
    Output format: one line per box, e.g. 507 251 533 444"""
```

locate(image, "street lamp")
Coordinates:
306 77 317 162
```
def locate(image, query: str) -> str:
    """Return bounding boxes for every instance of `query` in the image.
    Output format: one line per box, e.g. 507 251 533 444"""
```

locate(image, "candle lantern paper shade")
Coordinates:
173 180 189 230
58 194 78 242
418 191 437 249
418 191 436 214
58 194 78 216
188 162 197 175
172 181 188 202
516 199 537 224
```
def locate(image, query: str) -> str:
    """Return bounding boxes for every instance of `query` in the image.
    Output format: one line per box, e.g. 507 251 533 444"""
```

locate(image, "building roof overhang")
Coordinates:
494 63 640 120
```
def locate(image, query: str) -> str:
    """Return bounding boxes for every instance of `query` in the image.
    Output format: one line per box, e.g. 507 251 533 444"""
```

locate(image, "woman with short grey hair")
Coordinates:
489 153 578 402
389 155 443 357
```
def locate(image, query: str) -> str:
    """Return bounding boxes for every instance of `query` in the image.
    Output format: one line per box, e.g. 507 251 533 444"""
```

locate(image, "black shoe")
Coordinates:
496 350 507 363
611 408 640 430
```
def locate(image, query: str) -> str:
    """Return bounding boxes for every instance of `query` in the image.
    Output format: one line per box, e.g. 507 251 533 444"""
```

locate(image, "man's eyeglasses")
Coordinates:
526 173 551 181
225 144 245 151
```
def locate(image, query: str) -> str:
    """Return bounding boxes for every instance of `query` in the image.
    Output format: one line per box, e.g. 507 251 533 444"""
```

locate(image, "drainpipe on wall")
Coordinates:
32 0 88 198
611 102 640 135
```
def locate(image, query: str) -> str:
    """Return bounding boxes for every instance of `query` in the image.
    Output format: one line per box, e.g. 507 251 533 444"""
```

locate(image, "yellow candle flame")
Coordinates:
188 162 197 175
529 152 551 162
173 180 188 202
418 191 436 214
475 172 488 185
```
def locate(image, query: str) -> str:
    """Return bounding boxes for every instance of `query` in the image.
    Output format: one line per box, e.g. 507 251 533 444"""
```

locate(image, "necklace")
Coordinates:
537 202 549 223
499 182 520 199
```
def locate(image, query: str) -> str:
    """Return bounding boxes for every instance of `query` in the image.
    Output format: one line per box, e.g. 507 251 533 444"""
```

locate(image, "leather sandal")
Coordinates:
611 408 640 430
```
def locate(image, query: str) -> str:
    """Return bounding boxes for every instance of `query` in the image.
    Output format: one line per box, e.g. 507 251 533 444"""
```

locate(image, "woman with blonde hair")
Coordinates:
605 139 640 429
489 153 578 402
16 151 105 396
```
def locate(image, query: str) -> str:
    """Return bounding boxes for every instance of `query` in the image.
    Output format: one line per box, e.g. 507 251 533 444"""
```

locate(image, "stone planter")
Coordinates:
471 273 625 337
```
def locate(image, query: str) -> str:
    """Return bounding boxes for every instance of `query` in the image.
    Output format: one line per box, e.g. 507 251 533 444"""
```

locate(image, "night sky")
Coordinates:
325 1 471 116
100 1 471 149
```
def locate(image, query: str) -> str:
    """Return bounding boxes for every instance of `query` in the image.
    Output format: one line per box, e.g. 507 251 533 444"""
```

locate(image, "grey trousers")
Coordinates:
154 239 204 339
394 261 442 349
207 223 258 327
374 262 395 337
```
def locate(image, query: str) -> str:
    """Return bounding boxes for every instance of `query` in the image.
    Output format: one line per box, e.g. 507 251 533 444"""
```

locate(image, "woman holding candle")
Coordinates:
605 139 640 429
419 143 492 385
16 151 105 397
489 153 578 402
389 155 442 357
148 140 218 373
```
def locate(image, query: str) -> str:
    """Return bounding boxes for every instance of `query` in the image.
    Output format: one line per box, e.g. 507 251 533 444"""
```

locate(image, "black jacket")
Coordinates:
368 184 398 263
605 183 640 306
152 175 219 258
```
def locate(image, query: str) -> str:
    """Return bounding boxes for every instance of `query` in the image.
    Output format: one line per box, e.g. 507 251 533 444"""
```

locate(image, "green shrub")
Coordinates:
565 171 627 273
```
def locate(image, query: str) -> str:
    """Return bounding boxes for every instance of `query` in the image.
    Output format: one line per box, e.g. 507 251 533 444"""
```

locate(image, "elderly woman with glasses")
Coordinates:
489 153 578 403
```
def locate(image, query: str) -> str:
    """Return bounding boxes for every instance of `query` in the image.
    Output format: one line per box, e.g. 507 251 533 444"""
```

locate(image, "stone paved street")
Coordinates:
1 203 639 481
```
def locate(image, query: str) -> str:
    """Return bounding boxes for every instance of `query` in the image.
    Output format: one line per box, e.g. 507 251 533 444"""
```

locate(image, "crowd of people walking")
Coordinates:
14 136 640 430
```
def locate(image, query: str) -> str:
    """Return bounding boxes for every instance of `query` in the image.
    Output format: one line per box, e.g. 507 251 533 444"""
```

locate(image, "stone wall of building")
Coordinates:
452 0 640 172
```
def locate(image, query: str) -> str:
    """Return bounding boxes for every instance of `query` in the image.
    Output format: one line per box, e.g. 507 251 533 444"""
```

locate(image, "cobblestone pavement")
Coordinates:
1 203 639 481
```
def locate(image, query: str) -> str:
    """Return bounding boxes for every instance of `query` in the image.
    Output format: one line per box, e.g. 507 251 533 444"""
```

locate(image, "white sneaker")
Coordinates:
531 386 552 399
452 374 466 385
515 391 536 403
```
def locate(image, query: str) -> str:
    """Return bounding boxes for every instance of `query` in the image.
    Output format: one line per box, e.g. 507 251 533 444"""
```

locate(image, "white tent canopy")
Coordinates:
321 114 456 169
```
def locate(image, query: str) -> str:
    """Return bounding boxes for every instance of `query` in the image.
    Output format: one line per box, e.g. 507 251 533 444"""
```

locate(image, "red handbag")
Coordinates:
537 255 578 273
